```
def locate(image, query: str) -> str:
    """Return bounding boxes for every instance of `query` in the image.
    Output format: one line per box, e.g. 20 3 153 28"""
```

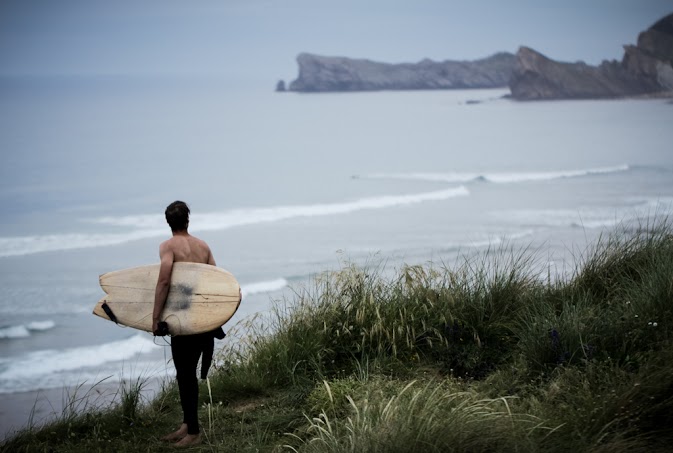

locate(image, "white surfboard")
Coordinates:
93 263 241 336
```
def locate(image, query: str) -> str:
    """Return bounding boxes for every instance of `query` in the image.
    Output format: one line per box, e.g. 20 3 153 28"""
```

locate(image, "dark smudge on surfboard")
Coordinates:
167 284 193 310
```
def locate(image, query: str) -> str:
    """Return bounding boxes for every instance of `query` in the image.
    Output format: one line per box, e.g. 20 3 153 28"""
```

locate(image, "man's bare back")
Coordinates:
160 232 216 265
153 231 215 336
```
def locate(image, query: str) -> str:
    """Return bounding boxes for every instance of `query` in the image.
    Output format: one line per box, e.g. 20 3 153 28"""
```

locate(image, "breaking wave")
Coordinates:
241 278 288 297
0 334 160 393
0 320 56 340
0 187 469 258
354 164 630 184
494 197 673 230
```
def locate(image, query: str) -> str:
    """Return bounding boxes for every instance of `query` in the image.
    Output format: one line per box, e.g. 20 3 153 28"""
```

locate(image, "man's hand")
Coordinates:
153 320 170 336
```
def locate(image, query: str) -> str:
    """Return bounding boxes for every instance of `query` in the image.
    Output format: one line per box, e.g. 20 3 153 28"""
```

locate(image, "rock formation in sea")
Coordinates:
510 13 673 100
287 52 516 92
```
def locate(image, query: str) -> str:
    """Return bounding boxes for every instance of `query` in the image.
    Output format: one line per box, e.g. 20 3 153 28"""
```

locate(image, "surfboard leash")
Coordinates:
153 335 172 347
101 302 119 324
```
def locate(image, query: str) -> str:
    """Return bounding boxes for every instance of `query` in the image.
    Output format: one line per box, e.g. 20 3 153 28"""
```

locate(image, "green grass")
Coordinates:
3 219 673 452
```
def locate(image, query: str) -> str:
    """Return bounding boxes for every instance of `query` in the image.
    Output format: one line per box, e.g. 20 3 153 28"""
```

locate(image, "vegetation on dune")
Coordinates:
3 218 673 452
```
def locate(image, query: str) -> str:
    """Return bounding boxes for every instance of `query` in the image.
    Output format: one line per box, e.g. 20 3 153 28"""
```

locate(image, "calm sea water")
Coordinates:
0 76 672 406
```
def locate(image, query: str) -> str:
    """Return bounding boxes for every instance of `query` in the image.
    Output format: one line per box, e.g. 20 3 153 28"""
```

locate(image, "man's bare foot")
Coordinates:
174 433 201 448
162 423 188 442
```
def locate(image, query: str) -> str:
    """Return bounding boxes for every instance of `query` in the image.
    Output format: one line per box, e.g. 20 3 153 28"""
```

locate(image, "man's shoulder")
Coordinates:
159 236 180 251
187 234 210 248
160 237 174 247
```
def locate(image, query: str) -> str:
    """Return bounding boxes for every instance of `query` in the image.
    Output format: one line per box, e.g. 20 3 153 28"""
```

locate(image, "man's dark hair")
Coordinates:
165 201 190 232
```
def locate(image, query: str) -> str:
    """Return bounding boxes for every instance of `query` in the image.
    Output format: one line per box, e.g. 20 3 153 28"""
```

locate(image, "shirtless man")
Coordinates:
153 200 216 447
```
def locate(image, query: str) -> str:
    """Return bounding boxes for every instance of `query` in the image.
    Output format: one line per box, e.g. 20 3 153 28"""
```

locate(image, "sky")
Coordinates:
0 0 672 81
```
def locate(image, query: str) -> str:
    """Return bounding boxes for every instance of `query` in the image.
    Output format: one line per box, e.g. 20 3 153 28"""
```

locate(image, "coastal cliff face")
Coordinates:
288 52 516 92
284 13 672 99
510 13 673 100
623 13 673 90
508 47 657 100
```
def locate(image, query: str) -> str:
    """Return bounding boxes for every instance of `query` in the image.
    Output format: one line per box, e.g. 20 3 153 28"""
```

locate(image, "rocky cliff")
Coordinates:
288 52 516 92
510 13 673 100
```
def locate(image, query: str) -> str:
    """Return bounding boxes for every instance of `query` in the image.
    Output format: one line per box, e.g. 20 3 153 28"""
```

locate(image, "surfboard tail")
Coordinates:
92 297 111 320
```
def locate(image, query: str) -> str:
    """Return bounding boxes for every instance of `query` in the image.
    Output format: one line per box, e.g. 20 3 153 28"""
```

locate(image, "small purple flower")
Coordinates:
549 328 567 364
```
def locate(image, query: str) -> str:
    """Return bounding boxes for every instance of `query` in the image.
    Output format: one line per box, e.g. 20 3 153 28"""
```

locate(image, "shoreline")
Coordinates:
0 377 165 442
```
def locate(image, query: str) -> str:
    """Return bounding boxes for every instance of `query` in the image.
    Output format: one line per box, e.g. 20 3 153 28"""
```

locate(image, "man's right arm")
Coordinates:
153 242 174 334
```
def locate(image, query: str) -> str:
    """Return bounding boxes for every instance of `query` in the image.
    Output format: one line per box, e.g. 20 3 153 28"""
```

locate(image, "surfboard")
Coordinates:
93 262 241 336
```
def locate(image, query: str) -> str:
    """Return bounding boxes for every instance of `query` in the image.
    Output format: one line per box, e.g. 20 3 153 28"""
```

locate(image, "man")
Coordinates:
152 200 218 447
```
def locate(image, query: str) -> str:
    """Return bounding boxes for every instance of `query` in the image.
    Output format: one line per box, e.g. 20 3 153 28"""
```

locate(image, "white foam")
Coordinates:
496 208 619 229
0 325 30 339
465 229 536 248
0 187 469 258
358 164 630 184
0 230 162 258
94 187 470 231
639 197 673 212
428 229 536 253
26 320 56 331
0 320 56 339
0 334 159 383
349 229 536 258
494 199 673 230
241 278 288 297
0 359 167 394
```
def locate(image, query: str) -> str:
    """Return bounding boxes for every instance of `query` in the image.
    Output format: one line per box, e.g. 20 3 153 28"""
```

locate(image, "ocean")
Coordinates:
1 75 672 435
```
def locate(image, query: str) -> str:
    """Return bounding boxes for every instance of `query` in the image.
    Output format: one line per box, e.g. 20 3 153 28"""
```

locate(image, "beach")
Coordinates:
0 378 165 440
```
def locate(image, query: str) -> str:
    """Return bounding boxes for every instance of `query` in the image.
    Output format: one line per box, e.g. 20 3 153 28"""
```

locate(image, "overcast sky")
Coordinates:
1 0 671 80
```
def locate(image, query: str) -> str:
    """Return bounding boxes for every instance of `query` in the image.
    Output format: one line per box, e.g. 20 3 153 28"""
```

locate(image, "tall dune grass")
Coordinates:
211 241 540 395
517 218 673 371
288 379 558 453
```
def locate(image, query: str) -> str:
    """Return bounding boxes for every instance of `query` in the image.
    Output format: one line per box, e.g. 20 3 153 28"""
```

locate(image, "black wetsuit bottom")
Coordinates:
171 333 213 435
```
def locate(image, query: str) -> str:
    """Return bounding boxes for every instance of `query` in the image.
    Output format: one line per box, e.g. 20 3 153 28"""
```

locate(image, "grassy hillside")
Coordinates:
3 219 673 452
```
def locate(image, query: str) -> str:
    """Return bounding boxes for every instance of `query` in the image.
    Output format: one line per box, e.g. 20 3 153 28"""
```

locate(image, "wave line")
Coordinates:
355 164 630 184
0 187 469 258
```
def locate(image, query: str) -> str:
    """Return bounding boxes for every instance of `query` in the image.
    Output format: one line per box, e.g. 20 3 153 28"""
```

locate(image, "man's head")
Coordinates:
165 201 190 232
